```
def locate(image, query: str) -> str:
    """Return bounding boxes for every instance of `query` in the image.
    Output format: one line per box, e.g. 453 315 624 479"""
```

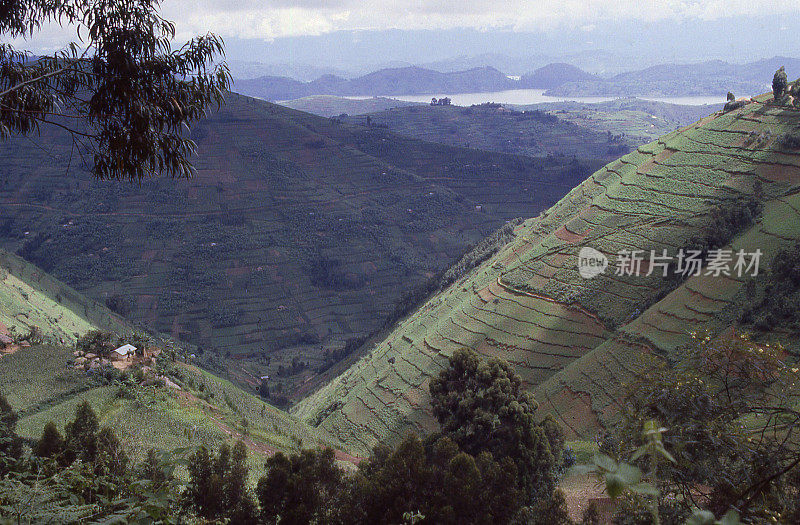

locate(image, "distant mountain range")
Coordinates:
233 57 800 102
546 56 800 97
233 66 514 101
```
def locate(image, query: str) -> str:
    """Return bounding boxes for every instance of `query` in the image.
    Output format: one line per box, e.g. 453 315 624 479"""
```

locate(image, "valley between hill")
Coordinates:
0 93 601 398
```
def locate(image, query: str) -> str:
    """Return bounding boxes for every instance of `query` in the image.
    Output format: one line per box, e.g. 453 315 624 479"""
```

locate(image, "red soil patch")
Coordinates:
554 224 587 244
544 387 601 440
756 162 800 183
636 147 676 175
476 285 494 303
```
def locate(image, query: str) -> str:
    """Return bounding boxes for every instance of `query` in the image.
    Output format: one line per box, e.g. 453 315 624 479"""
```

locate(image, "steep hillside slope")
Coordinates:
0 249 132 347
0 343 351 475
0 252 347 471
0 93 598 394
295 92 800 454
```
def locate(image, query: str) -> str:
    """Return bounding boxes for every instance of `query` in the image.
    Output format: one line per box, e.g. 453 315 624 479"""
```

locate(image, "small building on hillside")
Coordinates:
111 344 137 361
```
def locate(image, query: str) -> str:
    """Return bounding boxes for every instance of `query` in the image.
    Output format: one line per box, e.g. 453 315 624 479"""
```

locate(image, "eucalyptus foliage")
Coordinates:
1 0 230 180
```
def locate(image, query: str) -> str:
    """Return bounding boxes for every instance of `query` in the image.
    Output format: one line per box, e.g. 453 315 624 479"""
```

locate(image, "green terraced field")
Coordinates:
295 93 800 454
0 93 600 397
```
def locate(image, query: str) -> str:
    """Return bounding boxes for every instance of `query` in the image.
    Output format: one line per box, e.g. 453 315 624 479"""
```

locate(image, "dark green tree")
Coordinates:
514 489 572 525
62 400 99 465
226 440 258 523
138 449 168 484
258 447 342 525
334 434 522 525
95 426 129 477
1 0 230 181
773 66 788 101
75 330 115 357
430 348 561 502
34 420 64 459
0 392 22 474
259 379 270 398
184 441 256 522
184 445 220 518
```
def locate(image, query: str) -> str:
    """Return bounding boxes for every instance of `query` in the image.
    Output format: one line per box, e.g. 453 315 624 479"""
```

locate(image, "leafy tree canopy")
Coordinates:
1 0 230 180
610 331 800 522
430 347 561 502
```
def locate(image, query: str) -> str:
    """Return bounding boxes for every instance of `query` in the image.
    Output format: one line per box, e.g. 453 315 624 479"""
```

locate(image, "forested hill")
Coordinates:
0 93 601 396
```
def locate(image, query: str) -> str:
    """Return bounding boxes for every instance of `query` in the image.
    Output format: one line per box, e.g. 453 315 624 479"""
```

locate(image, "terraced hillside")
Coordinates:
342 104 630 159
0 93 598 395
295 92 800 455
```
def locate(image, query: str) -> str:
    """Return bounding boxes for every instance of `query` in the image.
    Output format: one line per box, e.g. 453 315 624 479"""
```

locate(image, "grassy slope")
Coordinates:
295 93 800 455
0 249 131 345
0 252 348 470
1 344 349 477
0 93 600 396
342 104 629 159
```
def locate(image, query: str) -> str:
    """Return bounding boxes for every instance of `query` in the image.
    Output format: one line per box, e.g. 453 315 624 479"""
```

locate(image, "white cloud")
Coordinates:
157 0 800 38
11 0 800 50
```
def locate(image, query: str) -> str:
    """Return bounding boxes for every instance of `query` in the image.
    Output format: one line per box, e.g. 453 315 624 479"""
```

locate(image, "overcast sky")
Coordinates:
9 0 800 76
13 0 799 48
154 0 798 40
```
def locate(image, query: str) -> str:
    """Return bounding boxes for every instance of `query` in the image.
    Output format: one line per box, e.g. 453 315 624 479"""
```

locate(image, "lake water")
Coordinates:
351 89 725 107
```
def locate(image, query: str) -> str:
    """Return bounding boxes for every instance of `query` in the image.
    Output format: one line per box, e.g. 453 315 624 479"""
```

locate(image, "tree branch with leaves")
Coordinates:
1 0 230 180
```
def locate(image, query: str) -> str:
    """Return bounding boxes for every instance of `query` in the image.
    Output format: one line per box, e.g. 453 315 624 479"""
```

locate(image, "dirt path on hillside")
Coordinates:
558 467 609 521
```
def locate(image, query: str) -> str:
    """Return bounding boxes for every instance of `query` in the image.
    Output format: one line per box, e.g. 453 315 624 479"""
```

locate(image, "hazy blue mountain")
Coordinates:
519 63 598 89
233 66 514 101
226 60 352 81
546 56 800 97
